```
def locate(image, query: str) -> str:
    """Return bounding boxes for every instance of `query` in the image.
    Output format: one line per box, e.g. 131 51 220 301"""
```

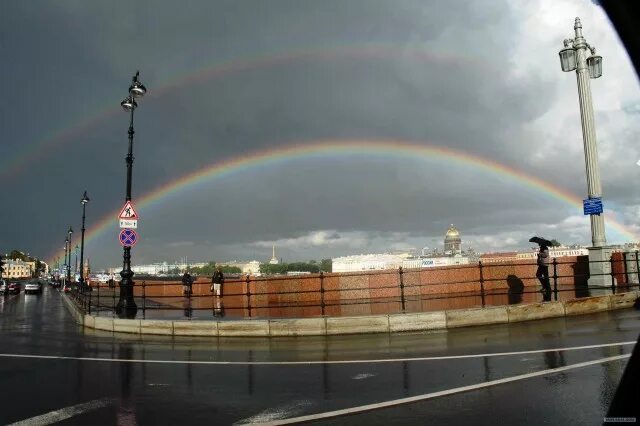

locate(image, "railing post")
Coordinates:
96 283 100 316
211 279 215 319
142 280 146 320
187 282 192 320
478 261 485 308
636 250 640 287
88 288 92 315
610 255 616 294
398 266 405 312
623 252 628 285
112 284 116 318
246 274 252 318
319 271 325 316
552 257 558 301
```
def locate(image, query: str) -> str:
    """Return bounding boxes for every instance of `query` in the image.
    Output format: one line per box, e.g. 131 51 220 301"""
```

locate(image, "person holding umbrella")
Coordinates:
529 236 552 298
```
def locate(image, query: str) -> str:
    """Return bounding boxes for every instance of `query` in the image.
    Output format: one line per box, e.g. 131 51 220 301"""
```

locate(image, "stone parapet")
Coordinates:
62 290 640 337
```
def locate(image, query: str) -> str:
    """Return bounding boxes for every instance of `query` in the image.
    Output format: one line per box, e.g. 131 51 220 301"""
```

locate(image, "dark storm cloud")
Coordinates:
0 0 636 267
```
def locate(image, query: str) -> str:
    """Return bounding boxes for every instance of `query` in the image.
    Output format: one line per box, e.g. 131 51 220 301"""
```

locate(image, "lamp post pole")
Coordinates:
116 71 146 318
66 227 73 286
63 240 68 288
79 191 90 291
74 245 79 276
558 18 612 287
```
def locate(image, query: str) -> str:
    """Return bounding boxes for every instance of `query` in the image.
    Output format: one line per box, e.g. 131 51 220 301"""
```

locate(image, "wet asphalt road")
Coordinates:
0 285 638 425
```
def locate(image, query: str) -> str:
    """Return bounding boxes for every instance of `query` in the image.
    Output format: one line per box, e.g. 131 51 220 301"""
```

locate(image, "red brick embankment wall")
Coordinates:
131 256 590 317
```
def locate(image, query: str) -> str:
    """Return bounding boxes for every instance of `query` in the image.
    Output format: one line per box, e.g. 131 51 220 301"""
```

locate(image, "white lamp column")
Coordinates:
559 17 613 288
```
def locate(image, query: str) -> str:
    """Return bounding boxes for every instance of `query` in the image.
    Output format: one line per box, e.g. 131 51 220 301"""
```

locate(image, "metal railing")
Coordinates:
67 252 640 320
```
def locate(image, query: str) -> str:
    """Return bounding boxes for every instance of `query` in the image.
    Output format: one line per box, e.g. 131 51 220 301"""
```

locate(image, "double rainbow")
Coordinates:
46 139 638 264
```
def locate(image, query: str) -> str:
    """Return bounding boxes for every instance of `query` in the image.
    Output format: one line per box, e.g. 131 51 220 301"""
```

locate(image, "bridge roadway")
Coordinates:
0 285 638 425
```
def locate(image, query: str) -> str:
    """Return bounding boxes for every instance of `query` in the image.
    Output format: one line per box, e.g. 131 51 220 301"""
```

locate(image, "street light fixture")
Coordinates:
559 40 577 72
587 50 602 79
79 191 90 291
558 17 612 287
116 71 147 318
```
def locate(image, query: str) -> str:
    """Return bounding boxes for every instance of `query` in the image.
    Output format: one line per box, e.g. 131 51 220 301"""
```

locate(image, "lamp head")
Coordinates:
81 191 90 205
121 96 137 111
68 226 73 236
559 46 577 72
587 53 602 78
129 71 147 98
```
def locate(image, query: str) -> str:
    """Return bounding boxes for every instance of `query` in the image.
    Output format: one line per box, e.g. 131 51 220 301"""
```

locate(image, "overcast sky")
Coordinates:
1 0 639 269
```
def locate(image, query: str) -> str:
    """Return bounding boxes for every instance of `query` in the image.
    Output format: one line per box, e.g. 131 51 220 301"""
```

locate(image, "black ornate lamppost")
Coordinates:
116 71 146 318
66 227 73 285
79 191 90 291
63 240 68 287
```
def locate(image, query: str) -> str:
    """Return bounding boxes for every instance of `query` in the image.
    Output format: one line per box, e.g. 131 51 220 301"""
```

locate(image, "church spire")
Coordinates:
269 245 279 264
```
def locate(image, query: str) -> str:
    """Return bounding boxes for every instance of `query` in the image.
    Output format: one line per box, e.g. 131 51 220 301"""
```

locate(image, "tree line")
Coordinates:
183 259 332 276
259 259 332 275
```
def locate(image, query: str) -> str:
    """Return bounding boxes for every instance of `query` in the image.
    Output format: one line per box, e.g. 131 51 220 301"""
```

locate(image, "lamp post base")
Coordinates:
587 246 617 292
115 293 138 319
117 270 137 319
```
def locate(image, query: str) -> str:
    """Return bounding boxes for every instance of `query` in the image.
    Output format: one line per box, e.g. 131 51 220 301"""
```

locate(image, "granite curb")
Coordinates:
61 290 640 337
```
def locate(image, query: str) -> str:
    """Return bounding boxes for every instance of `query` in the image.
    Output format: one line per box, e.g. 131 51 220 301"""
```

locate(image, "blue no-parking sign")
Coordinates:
119 228 138 247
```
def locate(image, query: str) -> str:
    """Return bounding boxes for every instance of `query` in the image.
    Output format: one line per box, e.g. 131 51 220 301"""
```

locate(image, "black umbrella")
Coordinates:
529 236 552 246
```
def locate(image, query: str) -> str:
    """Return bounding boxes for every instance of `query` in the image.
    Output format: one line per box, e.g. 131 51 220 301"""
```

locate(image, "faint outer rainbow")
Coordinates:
3 43 476 177
46 139 638 264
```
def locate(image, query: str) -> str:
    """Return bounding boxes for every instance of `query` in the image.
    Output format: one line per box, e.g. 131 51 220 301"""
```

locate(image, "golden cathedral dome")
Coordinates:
445 225 460 239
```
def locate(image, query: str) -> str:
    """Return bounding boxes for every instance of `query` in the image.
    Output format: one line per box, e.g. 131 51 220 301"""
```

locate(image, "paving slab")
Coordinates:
564 295 610 316
388 311 447 332
113 318 141 334
173 320 218 336
93 316 114 332
140 319 173 335
269 318 326 336
326 315 389 335
217 320 270 337
609 291 640 310
446 306 508 328
507 301 565 322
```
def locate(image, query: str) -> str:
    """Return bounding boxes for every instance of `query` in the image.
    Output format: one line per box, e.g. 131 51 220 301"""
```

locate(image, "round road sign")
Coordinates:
119 228 138 247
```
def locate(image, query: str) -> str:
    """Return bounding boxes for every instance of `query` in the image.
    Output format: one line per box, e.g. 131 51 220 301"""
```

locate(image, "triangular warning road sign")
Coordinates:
118 201 139 220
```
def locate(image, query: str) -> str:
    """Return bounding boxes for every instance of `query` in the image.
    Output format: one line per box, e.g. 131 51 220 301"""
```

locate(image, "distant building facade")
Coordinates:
3 259 33 278
480 247 590 264
332 225 471 272
332 253 408 273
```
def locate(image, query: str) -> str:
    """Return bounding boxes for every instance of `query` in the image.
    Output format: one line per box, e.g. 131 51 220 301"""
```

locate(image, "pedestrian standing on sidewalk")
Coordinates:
536 244 552 296
182 271 193 296
211 266 224 298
